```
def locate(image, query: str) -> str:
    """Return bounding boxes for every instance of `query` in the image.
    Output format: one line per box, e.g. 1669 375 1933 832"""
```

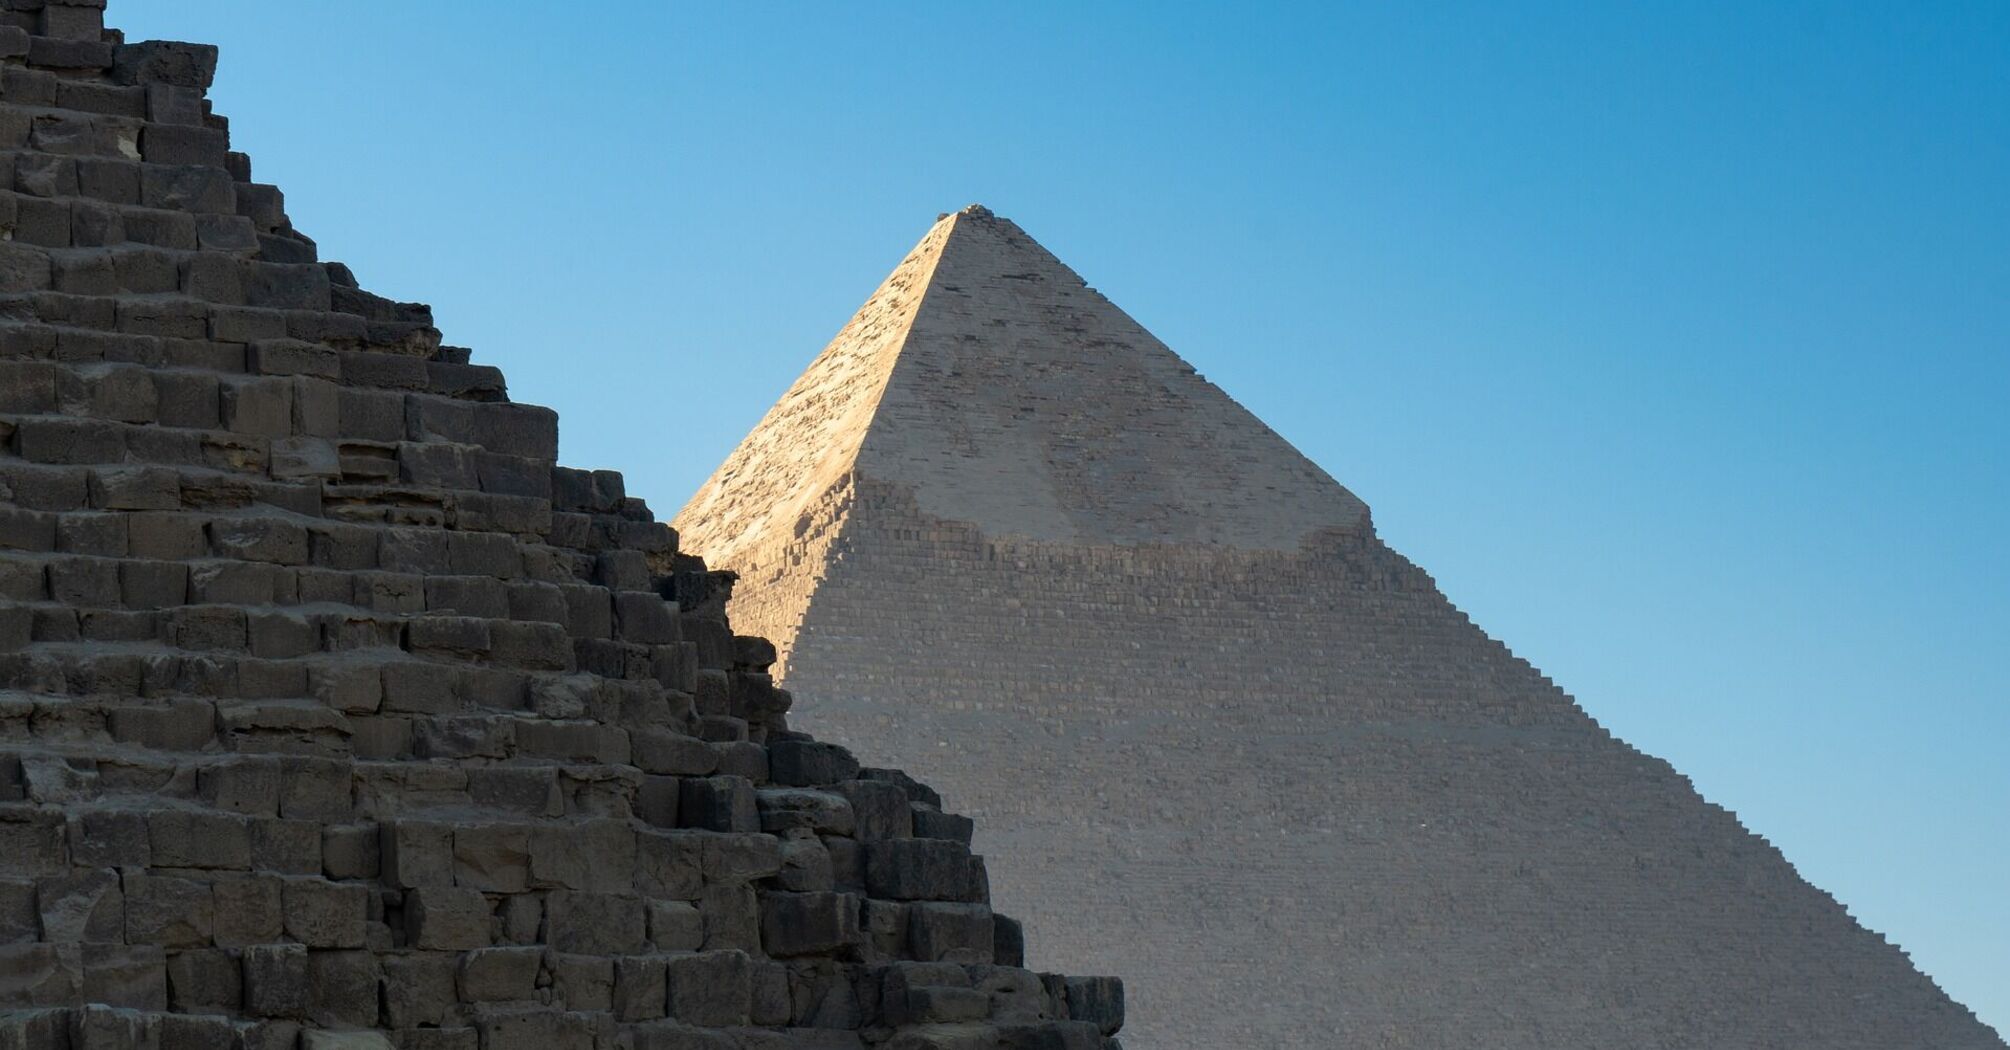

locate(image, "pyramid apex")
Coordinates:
939 203 998 223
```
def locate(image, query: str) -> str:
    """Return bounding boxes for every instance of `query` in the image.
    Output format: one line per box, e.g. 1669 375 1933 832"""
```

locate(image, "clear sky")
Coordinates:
122 0 2007 1031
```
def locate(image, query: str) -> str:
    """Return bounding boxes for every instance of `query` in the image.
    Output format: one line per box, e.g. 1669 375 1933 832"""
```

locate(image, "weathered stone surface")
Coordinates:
0 17 1119 1050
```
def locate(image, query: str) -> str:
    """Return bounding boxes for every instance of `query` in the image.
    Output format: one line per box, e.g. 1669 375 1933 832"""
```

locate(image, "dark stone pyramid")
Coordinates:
0 3 1122 1048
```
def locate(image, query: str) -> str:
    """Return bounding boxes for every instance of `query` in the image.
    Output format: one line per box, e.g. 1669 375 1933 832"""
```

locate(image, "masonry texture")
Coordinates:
0 4 1125 1049
674 206 2009 1050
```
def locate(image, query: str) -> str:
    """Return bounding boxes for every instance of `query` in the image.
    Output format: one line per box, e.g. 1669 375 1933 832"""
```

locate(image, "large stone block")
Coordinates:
761 891 861 958
34 867 122 943
544 891 644 955
665 949 752 1027
864 839 982 902
458 946 540 1003
404 887 491 951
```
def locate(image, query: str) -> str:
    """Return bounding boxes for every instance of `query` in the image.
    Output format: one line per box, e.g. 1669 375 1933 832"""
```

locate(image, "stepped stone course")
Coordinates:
675 206 2009 1049
0 4 1122 1048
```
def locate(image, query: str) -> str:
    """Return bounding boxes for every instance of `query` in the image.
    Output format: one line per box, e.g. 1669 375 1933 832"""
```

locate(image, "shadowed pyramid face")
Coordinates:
0 11 1126 1048
675 207 2007 1050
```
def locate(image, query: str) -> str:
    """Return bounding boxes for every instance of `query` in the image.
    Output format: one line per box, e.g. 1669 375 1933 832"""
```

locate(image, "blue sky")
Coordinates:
123 0 2007 1030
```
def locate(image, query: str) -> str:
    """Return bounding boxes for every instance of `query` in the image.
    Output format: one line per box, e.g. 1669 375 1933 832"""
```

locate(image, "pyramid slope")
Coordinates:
0 7 1120 1046
676 210 2006 1049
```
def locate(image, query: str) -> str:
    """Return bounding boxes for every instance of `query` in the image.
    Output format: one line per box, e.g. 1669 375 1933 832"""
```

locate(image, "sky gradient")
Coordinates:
120 0 2008 1032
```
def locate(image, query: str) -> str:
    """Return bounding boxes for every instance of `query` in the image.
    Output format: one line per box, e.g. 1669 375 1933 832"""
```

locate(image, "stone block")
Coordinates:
404 886 491 951
35 867 123 943
907 903 994 964
79 942 167 1010
757 788 856 836
778 837 835 893
112 41 220 89
209 875 282 948
0 881 34 945
119 559 188 609
545 890 644 955
993 913 1026 968
249 818 322 876
528 820 634 892
199 755 281 815
242 943 309 1018
548 952 613 1012
613 954 667 1022
699 881 759 953
665 949 752 1027
453 824 529 893
634 830 703 901
322 824 380 880
381 951 456 1028
761 891 862 958
648 899 703 951
864 839 980 902
279 756 352 821
768 740 860 787
0 943 80 1008
832 776 912 840
381 820 454 889
679 776 757 833
911 807 975 845
208 516 308 564
148 809 252 870
458 946 540 1002
473 1007 597 1050
633 728 717 777
281 877 367 948
1064 976 1125 1036
167 947 241 1013
122 874 212 948
70 810 149 869
303 1032 395 1050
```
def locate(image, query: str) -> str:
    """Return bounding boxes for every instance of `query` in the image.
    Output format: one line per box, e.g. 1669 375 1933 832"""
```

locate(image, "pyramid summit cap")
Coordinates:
676 208 1370 564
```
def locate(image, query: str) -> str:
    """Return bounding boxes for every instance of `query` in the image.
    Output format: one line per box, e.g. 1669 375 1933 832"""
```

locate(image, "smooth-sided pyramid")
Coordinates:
0 5 1124 1049
674 206 2006 1049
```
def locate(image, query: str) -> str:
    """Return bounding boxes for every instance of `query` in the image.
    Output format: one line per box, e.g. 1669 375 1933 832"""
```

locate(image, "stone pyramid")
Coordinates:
674 206 2006 1049
0 5 1125 1049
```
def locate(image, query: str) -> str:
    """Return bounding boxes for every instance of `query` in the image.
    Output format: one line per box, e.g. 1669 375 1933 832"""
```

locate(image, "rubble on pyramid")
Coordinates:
0 3 1123 1048
675 207 2009 1049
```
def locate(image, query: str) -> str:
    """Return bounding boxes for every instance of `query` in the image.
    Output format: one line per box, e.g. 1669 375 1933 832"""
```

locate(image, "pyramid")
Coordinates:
674 206 2006 1049
0 6 1124 1048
